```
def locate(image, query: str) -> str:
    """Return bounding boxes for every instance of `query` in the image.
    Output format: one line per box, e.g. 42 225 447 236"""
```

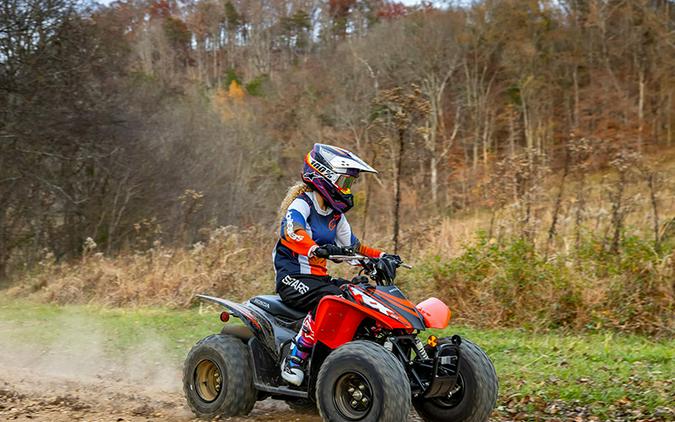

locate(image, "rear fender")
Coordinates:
196 294 277 354
220 324 253 342
313 295 409 350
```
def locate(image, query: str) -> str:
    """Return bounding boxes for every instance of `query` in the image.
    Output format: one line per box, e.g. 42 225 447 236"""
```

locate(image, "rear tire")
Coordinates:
183 334 256 418
413 338 498 422
316 340 410 422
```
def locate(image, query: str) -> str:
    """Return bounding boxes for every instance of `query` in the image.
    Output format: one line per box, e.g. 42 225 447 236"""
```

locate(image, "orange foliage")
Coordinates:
228 80 245 100
212 81 245 121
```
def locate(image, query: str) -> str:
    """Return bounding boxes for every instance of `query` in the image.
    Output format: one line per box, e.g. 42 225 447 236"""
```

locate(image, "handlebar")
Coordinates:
327 254 411 286
328 254 367 261
328 254 413 269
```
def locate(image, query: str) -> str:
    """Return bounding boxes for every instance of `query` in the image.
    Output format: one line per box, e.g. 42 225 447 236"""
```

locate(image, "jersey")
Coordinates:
273 191 382 286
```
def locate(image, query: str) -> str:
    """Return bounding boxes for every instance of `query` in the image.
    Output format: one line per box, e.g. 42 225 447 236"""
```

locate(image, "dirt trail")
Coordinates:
0 366 318 421
0 314 474 421
0 314 322 422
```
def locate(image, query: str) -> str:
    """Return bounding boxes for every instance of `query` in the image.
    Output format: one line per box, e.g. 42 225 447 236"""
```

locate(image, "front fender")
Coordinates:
313 295 411 350
416 297 451 329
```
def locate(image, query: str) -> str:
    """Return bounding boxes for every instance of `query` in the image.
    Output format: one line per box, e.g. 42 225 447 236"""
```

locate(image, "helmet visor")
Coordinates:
335 174 357 194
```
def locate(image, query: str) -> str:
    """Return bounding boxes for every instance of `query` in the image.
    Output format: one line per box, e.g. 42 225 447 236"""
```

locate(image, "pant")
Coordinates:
277 275 347 371
276 274 344 317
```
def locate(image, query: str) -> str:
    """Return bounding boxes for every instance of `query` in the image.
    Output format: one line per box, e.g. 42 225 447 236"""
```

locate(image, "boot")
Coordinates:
281 314 316 386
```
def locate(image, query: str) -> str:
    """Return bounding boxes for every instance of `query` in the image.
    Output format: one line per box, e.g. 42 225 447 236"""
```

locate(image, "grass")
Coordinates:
0 298 224 365
0 296 671 419
435 326 674 419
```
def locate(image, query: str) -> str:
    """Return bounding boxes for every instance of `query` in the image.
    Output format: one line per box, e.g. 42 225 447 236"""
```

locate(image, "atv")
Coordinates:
183 254 498 421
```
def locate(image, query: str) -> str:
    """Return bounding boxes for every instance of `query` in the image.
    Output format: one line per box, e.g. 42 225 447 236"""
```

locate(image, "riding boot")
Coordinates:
281 313 316 386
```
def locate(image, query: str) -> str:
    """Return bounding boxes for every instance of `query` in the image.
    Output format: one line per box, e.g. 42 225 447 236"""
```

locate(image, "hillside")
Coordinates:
5 149 673 336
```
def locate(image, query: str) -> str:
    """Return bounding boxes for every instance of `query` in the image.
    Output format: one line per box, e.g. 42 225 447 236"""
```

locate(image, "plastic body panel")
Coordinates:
196 294 277 354
313 293 411 349
370 286 427 330
416 297 451 329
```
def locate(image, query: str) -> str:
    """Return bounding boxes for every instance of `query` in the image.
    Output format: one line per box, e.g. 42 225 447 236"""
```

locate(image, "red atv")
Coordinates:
183 254 498 421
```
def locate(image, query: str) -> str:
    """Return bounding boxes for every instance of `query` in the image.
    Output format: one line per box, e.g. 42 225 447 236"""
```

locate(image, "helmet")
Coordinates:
302 144 377 213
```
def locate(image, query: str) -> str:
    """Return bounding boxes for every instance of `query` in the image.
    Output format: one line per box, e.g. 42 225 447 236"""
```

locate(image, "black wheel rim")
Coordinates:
432 373 465 408
194 359 223 403
333 372 373 420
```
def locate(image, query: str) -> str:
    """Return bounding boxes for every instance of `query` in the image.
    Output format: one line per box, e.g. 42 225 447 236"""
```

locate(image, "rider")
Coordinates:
274 143 395 386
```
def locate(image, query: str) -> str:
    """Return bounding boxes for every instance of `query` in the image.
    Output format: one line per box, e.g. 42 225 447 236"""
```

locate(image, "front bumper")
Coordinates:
387 334 462 398
423 338 461 398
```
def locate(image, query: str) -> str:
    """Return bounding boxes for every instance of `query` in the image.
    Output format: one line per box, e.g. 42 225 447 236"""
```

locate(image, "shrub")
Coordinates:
5 226 672 336
6 226 276 308
416 231 672 335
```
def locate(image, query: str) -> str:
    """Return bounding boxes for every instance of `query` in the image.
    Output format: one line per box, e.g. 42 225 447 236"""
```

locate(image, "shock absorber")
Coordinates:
413 337 429 360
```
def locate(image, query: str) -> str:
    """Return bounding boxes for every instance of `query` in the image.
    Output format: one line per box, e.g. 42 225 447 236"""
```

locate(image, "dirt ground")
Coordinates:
0 314 426 422
0 366 323 422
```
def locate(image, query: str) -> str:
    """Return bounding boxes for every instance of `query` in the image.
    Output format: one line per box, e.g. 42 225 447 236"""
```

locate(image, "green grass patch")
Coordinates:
1 297 672 418
0 297 224 363
429 327 673 418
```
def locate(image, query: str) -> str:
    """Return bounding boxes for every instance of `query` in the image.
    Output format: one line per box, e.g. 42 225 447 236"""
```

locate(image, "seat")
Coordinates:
250 295 306 321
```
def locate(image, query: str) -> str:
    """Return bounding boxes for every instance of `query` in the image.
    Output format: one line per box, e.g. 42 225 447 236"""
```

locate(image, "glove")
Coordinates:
350 275 370 285
375 258 398 283
313 244 353 258
381 253 402 265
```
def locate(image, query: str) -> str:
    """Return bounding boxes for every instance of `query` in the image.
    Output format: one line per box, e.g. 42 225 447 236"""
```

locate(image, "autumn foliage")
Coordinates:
1 0 673 334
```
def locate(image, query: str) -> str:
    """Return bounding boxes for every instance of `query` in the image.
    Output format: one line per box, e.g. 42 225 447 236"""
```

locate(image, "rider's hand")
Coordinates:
381 253 402 265
313 244 353 258
376 256 398 283
350 275 370 285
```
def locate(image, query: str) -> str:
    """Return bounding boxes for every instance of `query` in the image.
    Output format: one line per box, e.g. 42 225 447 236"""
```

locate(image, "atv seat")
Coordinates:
250 295 306 321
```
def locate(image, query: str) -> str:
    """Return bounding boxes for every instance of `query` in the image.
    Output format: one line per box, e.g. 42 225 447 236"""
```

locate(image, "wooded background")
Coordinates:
1 0 674 281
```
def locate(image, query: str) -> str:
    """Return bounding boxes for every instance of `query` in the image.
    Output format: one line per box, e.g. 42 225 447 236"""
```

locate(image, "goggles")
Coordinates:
305 155 359 194
335 174 358 194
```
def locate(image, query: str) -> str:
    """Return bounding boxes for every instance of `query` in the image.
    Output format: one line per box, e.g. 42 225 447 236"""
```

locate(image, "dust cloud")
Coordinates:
0 315 312 421
0 314 181 393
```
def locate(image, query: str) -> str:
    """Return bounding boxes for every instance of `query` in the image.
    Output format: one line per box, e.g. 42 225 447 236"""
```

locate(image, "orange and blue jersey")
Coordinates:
273 191 382 286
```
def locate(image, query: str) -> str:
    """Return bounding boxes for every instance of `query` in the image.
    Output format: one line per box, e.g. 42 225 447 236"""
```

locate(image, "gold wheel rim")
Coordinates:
194 359 223 402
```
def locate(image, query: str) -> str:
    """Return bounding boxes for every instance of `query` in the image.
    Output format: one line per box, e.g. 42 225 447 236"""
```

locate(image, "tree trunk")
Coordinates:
472 133 478 171
213 37 219 86
392 129 405 254
508 106 517 157
609 172 626 254
0 214 8 281
573 67 579 128
360 148 375 241
430 154 438 206
575 175 586 251
546 144 571 258
638 68 645 152
0 249 7 282
647 173 660 253
667 90 672 146
482 110 491 170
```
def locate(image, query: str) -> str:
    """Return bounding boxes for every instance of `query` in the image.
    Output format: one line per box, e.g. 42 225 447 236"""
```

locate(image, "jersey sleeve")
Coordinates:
335 215 383 258
279 198 318 256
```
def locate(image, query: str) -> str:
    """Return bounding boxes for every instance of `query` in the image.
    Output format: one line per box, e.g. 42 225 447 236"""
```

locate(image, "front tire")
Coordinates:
413 338 498 422
316 340 410 422
183 334 256 418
